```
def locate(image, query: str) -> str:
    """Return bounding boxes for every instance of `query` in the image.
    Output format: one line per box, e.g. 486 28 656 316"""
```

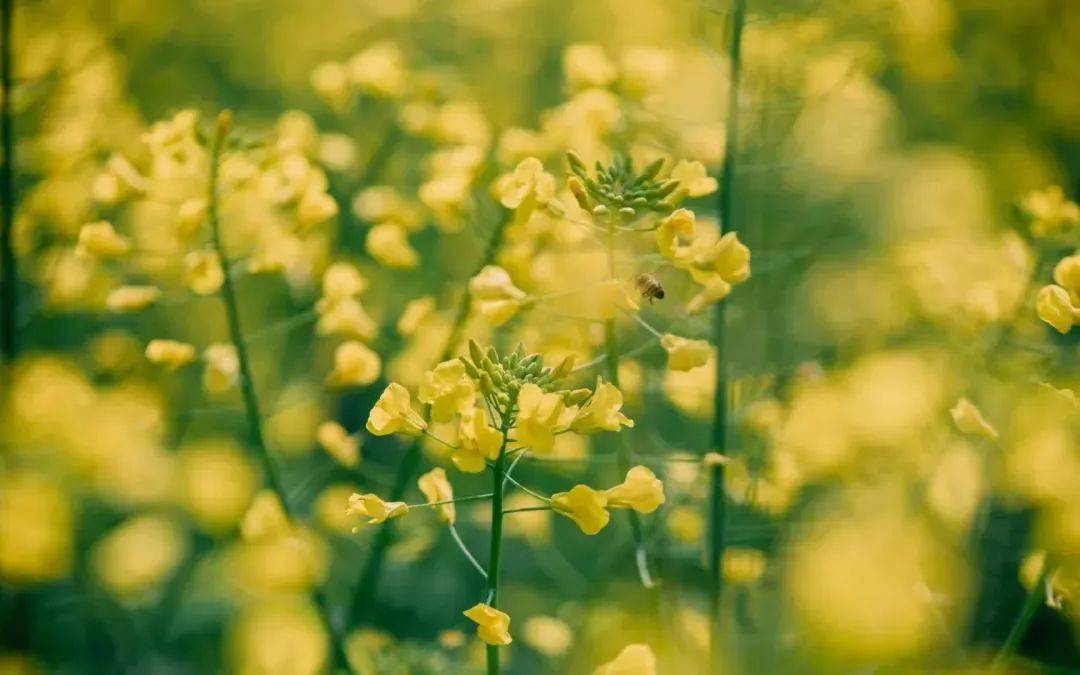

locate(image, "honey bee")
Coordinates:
635 273 665 303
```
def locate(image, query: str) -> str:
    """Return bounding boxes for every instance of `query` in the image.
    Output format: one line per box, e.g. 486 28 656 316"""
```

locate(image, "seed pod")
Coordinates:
641 157 665 181
460 357 480 379
566 150 587 176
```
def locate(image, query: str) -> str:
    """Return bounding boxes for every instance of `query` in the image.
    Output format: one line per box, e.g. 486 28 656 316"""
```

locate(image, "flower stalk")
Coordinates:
484 423 511 675
1 0 17 362
710 0 747 670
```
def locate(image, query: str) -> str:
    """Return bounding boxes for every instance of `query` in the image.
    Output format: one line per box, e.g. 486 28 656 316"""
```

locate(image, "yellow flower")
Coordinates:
656 208 694 259
551 484 610 535
347 41 407 99
571 379 633 433
454 407 503 473
0 470 72 583
184 249 225 295
660 334 711 371
366 222 419 269
203 343 240 394
463 603 513 646
317 421 361 467
397 296 436 336
297 189 339 228
346 493 409 525
145 339 196 369
1022 186 1080 238
620 47 674 98
1036 284 1079 333
671 160 718 198
694 231 751 284
322 262 368 299
418 467 455 524
327 341 381 387
419 359 477 423
106 285 161 312
366 383 427 436
176 198 207 238
563 43 617 90
723 547 766 586
516 383 568 454
522 616 573 657
494 157 555 209
605 466 665 514
91 514 186 600
240 491 292 543
76 220 131 257
1053 254 1080 296
469 265 527 326
311 61 351 109
594 643 657 675
949 397 998 440
316 298 377 341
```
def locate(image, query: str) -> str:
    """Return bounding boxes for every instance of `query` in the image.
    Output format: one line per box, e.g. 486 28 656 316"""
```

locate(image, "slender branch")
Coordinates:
348 207 511 625
710 1 747 671
502 506 552 514
1 0 17 361
484 423 511 675
991 567 1051 672
448 523 488 579
500 470 550 503
408 493 492 509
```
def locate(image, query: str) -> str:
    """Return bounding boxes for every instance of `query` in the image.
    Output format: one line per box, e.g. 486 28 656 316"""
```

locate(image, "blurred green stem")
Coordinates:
991 566 1051 672
710 0 747 671
484 425 511 675
349 209 511 625
1 0 17 362
605 214 655 588
206 112 351 672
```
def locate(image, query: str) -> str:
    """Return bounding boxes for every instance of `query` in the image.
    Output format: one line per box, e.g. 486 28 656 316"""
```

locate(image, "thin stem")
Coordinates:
349 207 512 626
1 0 17 361
448 523 488 579
710 1 747 671
485 425 511 675
501 470 550 503
408 493 493 509
603 212 656 589
205 111 351 672
206 112 291 514
502 506 552 514
991 567 1051 672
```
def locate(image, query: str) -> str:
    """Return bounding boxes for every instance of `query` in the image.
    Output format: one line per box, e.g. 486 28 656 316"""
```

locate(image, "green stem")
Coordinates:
710 0 747 671
604 214 655 589
1 0 17 362
991 567 1051 671
485 426 510 675
206 113 351 672
348 209 511 625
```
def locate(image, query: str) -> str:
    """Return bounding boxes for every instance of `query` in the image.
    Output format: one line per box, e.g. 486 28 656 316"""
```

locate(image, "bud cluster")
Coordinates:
566 151 679 219
461 340 584 412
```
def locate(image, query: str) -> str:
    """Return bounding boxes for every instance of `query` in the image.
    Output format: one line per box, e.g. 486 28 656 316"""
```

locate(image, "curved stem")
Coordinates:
448 523 488 579
710 1 747 671
991 567 1051 672
348 208 511 626
1 0 17 362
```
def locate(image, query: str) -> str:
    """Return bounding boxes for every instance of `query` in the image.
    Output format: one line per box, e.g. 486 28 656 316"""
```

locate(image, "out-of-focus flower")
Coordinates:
1036 284 1079 333
202 343 239 394
347 493 409 525
563 43 617 90
419 359 476 423
551 484 609 535
347 41 407 99
91 514 186 600
494 157 555 210
464 603 512 646
175 439 257 533
241 491 292 543
418 467 455 524
1022 185 1079 238
522 615 573 657
469 265 527 326
106 285 160 312
184 249 225 295
76 220 130 257
571 379 633 433
605 466 664 514
228 600 328 675
317 421 360 467
145 339 196 369
311 61 351 109
670 160 718 198
0 471 72 583
620 47 674 98
594 644 657 675
316 297 377 341
397 296 436 336
949 397 998 439
366 383 427 436
366 223 419 269
297 189 339 228
660 334 711 371
723 547 766 586
327 341 381 387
